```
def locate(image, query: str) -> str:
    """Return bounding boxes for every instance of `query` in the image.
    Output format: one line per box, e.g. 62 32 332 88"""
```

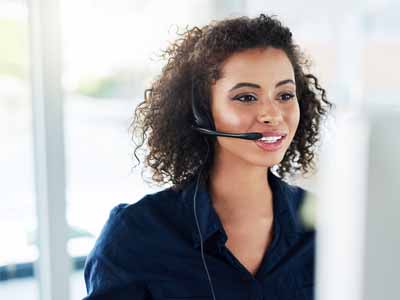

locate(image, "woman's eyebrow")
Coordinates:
275 79 295 88
229 82 260 91
228 79 295 92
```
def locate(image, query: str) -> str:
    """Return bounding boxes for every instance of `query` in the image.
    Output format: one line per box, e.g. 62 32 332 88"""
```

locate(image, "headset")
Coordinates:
190 77 264 299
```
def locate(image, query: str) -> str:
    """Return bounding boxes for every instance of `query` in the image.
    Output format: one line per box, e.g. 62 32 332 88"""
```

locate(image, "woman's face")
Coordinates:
210 47 300 168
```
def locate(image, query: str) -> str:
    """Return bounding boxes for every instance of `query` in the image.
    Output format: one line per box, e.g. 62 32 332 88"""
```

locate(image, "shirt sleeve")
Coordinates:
83 204 151 300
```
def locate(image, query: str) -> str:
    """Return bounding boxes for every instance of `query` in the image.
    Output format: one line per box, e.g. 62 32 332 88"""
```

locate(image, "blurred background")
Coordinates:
0 0 399 299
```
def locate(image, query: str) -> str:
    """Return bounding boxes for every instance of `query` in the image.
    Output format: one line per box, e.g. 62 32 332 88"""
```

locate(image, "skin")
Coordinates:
208 47 300 274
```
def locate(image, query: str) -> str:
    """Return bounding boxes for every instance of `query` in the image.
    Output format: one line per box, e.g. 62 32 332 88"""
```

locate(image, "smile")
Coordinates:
254 135 286 151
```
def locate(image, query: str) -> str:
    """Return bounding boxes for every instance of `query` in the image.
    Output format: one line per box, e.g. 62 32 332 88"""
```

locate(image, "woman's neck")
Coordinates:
208 149 274 226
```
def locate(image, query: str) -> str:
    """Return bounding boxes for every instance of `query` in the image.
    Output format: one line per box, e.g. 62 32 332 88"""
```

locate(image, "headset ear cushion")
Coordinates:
203 109 215 131
191 78 215 130
192 96 215 130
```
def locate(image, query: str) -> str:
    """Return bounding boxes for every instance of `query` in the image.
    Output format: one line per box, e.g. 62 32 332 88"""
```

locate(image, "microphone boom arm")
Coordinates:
192 126 262 140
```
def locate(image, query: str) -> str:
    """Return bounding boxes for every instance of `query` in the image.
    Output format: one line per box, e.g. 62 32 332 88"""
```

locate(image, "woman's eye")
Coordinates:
279 93 295 101
233 94 257 102
232 93 295 103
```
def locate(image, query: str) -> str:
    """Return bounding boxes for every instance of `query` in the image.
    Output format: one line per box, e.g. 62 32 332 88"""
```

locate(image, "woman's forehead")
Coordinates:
216 48 295 88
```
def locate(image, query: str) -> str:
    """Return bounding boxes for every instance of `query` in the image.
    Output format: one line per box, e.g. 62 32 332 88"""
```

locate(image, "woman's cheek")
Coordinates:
214 107 244 131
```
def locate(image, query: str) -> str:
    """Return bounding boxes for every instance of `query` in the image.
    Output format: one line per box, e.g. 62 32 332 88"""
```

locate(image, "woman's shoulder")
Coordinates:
93 186 183 248
84 189 179 299
275 175 307 202
294 187 317 233
269 170 314 207
84 186 185 279
278 178 317 233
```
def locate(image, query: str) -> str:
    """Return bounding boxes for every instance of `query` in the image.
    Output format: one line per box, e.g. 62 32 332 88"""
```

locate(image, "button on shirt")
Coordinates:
83 169 315 300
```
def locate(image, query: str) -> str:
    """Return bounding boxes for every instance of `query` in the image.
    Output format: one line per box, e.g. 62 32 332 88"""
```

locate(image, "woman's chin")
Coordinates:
239 154 284 169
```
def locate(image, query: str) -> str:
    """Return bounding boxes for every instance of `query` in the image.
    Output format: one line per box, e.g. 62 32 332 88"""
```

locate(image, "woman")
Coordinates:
84 13 334 300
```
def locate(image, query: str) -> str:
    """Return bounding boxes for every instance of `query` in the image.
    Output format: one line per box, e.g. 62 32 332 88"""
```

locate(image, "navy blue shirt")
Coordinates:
83 169 315 300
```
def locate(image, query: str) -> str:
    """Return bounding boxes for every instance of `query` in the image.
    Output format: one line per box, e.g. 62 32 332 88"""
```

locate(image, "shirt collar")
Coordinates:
179 168 307 250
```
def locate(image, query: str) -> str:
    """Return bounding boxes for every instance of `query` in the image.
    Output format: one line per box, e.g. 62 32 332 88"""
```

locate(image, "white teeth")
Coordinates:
259 136 282 142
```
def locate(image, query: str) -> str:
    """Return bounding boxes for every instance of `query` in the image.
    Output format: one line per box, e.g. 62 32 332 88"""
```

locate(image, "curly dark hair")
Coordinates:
129 13 335 190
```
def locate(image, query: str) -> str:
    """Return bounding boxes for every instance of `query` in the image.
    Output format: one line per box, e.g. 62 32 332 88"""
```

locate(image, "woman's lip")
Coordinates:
261 131 287 137
254 135 286 151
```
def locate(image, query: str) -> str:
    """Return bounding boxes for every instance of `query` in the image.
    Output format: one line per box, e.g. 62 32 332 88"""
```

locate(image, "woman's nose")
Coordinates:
256 98 283 124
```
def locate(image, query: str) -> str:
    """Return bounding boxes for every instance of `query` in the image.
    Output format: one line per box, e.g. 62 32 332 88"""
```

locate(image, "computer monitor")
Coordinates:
314 103 400 300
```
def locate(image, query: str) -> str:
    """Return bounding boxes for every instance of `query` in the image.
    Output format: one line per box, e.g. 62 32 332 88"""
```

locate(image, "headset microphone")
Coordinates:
191 126 262 140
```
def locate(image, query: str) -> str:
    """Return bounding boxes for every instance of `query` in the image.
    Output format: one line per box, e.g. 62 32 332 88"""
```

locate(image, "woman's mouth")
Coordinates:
254 135 286 151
